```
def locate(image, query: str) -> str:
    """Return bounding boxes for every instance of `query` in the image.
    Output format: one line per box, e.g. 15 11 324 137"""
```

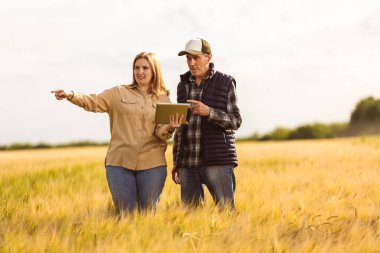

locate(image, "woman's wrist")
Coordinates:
166 125 175 133
67 91 74 100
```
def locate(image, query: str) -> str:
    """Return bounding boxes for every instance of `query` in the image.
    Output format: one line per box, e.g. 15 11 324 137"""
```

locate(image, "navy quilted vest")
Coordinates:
177 70 238 167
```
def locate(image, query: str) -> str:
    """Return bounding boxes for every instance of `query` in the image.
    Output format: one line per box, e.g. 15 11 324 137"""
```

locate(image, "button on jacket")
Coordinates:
69 84 173 170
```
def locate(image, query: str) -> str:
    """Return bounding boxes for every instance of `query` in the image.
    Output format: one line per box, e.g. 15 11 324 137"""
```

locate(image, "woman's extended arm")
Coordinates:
51 89 113 113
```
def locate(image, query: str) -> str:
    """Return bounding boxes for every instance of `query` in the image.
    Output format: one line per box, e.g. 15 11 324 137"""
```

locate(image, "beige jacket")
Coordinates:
69 84 173 170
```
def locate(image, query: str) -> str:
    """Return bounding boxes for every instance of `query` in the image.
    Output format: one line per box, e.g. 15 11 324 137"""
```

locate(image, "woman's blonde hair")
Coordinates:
132 52 169 96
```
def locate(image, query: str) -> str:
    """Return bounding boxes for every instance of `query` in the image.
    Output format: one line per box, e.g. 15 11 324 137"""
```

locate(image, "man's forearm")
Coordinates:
208 108 242 130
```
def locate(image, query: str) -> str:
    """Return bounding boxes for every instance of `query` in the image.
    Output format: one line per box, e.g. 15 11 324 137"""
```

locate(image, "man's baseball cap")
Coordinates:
178 38 212 56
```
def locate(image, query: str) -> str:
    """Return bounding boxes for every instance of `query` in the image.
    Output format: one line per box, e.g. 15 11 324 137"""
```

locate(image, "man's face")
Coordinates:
186 53 212 79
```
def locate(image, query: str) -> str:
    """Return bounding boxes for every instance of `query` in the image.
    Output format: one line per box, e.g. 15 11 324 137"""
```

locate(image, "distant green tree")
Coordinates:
288 123 347 140
330 123 349 137
349 96 380 135
288 124 329 139
256 123 347 141
260 127 291 140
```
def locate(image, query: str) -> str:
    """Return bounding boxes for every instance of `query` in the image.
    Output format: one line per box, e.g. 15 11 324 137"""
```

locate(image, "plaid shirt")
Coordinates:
173 64 242 168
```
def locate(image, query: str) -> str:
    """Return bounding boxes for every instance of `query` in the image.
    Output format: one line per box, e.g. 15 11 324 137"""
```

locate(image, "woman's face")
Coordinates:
134 58 153 87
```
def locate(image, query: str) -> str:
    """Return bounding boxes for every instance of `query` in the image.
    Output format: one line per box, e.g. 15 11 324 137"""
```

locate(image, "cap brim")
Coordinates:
177 50 204 56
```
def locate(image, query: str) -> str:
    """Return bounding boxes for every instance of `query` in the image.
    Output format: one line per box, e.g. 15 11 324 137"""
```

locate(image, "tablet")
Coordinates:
155 103 190 124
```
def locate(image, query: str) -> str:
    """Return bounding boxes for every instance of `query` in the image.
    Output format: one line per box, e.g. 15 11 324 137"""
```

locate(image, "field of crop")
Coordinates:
1 137 380 252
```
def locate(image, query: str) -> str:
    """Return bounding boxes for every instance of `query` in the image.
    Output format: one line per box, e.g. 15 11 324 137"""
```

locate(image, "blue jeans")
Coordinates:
105 165 167 213
179 165 236 208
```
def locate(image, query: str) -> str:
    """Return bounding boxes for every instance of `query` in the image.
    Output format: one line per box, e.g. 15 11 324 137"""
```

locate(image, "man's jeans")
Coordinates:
105 165 167 213
179 165 236 208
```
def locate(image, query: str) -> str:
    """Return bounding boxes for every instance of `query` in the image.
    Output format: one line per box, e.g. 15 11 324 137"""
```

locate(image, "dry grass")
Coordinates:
1 137 380 252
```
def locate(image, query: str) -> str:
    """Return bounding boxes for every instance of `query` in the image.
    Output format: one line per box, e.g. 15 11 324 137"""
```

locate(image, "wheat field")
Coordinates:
1 137 380 252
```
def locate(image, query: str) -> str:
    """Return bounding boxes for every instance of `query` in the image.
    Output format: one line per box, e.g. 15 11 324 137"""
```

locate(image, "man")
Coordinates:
172 38 242 208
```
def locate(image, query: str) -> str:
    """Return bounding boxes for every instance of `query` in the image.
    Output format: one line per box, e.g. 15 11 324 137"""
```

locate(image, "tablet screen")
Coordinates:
154 103 190 124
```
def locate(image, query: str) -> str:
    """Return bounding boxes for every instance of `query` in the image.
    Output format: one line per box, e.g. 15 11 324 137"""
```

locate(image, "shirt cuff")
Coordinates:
162 125 174 139
208 107 217 122
67 91 78 102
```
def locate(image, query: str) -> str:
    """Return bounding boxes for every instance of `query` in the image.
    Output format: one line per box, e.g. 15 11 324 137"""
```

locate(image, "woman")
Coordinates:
51 52 182 213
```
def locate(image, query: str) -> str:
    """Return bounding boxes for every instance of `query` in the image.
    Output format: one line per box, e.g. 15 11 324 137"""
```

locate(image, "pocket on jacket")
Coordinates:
118 97 137 114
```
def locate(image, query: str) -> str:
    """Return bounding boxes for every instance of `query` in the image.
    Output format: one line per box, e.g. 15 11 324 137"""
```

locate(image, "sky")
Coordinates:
1 0 380 145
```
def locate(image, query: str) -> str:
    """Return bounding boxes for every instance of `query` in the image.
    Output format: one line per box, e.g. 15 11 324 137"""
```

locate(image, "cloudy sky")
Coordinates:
1 0 380 144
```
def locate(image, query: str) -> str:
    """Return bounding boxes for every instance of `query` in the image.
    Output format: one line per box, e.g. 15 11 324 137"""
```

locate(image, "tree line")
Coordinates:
1 96 380 150
244 96 380 141
0 141 108 151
